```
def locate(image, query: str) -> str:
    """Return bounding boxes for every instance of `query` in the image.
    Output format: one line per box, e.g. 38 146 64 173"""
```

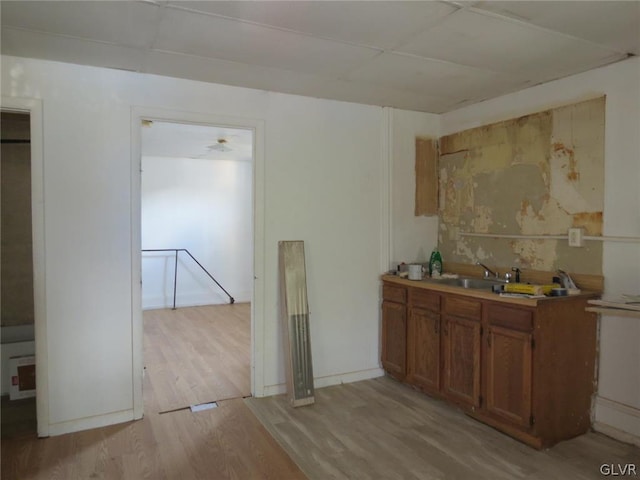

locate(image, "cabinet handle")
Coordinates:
487 333 492 347
443 321 448 336
435 319 439 334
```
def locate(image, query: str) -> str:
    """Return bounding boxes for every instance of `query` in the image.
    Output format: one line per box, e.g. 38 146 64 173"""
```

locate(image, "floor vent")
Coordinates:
190 402 218 413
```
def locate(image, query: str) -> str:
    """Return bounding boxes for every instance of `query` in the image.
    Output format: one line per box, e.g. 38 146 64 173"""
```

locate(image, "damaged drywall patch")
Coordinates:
438 97 604 274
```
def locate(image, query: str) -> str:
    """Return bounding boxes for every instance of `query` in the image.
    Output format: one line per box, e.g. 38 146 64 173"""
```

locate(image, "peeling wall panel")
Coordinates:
439 97 605 274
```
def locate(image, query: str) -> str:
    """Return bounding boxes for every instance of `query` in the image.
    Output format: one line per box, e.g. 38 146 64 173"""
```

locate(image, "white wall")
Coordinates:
442 56 640 444
9 50 629 442
262 93 386 391
389 109 440 268
141 155 252 308
1 55 393 435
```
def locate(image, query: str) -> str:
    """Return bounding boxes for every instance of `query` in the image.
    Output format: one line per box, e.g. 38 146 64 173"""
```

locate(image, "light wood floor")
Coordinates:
1 303 306 480
247 376 640 480
144 304 251 413
3 305 639 479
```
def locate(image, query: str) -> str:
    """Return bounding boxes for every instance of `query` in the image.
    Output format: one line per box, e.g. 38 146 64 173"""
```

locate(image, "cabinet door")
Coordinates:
485 325 533 428
442 315 481 408
381 301 406 380
407 307 440 393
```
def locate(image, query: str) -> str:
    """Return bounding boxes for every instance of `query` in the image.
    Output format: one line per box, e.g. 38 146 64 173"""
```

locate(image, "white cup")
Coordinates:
407 264 423 280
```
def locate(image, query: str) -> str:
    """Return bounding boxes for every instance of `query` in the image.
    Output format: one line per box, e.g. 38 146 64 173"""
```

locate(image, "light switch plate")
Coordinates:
568 227 584 247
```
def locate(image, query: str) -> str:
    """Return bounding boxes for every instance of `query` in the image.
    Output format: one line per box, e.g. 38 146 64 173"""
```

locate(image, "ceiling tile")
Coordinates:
396 9 626 76
473 1 640 54
310 77 457 113
0 0 636 114
1 27 147 73
344 52 525 101
167 1 458 50
143 50 329 97
0 0 160 49
153 7 379 76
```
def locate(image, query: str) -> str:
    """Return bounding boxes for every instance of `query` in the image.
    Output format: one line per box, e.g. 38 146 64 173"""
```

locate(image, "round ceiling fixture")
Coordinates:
208 138 232 152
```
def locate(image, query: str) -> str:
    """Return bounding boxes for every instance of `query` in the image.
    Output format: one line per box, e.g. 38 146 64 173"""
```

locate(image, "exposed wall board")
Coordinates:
438 97 604 274
414 136 438 216
1 112 34 327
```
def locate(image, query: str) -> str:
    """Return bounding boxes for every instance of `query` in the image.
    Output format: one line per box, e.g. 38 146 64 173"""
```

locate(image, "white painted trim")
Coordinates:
130 106 266 413
593 422 640 448
142 293 252 311
594 395 640 447
251 117 266 398
130 108 144 420
48 409 135 437
1 95 49 438
460 232 640 243
261 367 385 397
379 107 392 371
380 107 391 275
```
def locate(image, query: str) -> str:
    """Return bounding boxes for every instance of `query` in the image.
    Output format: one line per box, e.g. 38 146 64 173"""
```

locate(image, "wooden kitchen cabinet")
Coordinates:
475 300 597 448
484 324 533 428
442 295 482 409
406 288 441 394
380 277 598 449
381 284 407 380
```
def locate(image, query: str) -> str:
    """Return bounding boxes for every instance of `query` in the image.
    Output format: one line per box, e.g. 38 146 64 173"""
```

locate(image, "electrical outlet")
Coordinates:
568 227 584 247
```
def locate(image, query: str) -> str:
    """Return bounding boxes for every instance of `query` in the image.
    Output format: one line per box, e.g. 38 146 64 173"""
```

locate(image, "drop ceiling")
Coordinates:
1 1 638 113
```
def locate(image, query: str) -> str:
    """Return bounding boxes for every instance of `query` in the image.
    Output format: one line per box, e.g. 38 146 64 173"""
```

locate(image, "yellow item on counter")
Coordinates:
503 283 561 296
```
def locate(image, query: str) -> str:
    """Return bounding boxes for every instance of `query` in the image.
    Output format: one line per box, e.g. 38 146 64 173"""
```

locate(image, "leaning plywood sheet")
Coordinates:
279 241 315 407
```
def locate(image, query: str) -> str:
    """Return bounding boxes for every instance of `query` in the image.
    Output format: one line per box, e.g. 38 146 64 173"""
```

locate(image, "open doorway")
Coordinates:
140 120 254 414
0 111 37 437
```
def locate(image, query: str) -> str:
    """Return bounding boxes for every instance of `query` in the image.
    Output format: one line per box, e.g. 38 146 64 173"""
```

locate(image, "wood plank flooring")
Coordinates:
1 390 306 479
144 304 251 413
246 376 640 480
3 304 639 480
2 303 306 480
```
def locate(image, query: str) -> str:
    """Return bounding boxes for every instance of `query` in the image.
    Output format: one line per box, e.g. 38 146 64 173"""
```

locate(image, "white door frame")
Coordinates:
1 96 49 437
130 106 266 417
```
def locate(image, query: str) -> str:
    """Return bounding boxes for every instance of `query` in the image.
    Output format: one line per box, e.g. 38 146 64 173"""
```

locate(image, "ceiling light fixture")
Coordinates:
208 138 232 152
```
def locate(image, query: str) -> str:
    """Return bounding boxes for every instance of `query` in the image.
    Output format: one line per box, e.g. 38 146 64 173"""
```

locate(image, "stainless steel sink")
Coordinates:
425 277 504 290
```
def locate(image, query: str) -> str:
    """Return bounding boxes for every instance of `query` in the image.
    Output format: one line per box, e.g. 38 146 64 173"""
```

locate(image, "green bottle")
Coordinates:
429 248 443 278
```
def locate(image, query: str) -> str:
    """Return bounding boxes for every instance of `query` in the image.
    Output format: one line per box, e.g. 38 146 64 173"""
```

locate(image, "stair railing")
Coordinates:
142 248 235 309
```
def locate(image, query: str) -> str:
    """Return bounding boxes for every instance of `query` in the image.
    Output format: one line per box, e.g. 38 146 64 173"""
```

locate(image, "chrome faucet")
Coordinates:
476 261 498 279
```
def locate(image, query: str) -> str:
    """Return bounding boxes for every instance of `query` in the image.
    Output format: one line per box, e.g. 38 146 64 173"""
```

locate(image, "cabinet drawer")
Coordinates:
487 304 533 331
443 296 481 320
383 283 407 304
409 288 440 312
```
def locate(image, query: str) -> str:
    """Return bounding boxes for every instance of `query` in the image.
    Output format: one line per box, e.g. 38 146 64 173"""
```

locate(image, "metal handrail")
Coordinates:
142 248 235 309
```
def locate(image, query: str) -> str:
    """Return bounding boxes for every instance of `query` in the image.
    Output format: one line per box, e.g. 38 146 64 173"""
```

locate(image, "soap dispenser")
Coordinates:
429 248 443 278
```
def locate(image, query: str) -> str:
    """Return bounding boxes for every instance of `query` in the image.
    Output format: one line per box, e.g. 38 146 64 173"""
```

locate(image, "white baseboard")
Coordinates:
1 341 36 396
260 367 385 398
142 291 251 310
47 409 135 437
594 395 640 447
